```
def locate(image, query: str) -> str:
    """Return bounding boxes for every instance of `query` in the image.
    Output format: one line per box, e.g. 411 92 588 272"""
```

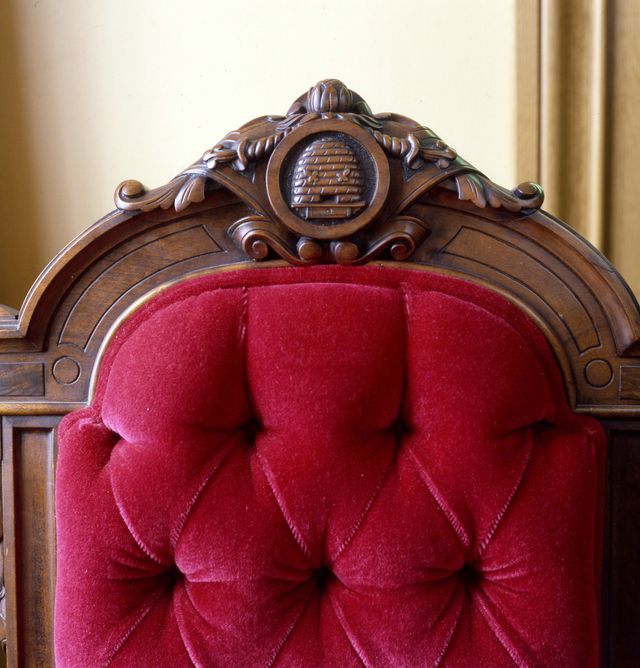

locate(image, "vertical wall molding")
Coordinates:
516 0 541 185
539 0 610 250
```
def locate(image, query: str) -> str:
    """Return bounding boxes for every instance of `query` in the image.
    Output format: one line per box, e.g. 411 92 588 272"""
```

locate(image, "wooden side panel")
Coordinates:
2 417 60 668
602 420 640 667
619 366 640 401
0 365 44 398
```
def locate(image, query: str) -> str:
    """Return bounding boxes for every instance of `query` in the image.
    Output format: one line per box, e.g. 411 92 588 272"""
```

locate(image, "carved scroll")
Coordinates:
228 214 429 266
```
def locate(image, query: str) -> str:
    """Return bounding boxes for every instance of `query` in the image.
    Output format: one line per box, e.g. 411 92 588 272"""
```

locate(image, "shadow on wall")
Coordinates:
0 2 44 311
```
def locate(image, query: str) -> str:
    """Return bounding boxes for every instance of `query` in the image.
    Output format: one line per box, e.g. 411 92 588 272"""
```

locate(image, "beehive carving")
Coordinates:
290 137 367 220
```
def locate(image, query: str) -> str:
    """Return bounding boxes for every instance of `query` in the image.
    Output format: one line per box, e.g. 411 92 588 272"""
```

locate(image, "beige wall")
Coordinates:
0 0 520 309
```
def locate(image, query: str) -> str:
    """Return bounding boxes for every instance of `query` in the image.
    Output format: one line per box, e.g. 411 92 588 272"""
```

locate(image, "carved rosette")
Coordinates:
115 79 544 265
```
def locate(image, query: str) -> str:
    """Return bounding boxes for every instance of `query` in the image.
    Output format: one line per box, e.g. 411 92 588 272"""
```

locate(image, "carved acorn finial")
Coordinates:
307 79 354 113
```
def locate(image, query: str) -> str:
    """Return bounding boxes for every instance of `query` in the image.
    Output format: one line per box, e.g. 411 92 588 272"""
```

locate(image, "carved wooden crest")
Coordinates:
115 79 544 265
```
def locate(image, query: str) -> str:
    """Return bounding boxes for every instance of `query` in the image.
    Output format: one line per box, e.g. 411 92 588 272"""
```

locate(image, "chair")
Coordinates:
0 79 638 666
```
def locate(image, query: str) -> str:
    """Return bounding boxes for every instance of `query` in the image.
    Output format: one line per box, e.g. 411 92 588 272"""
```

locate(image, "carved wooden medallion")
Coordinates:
265 120 390 243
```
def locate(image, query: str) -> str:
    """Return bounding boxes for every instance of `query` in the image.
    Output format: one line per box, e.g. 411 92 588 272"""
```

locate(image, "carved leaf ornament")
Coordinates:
115 80 543 265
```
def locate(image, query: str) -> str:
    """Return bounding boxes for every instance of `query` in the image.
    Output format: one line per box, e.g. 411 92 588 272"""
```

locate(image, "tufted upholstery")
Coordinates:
55 265 604 667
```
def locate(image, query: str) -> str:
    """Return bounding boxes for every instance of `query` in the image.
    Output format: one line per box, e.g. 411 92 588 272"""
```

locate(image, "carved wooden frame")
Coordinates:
0 80 638 667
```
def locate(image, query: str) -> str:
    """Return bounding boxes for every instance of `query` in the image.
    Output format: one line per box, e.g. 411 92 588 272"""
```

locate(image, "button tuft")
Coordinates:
244 418 262 447
391 417 410 439
313 565 333 592
458 563 480 588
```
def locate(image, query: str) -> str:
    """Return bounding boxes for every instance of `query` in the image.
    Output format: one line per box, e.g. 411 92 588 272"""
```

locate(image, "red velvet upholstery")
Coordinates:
55 266 604 667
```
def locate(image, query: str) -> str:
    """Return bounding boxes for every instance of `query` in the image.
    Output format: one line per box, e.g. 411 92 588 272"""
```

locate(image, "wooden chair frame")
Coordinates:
0 80 638 667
